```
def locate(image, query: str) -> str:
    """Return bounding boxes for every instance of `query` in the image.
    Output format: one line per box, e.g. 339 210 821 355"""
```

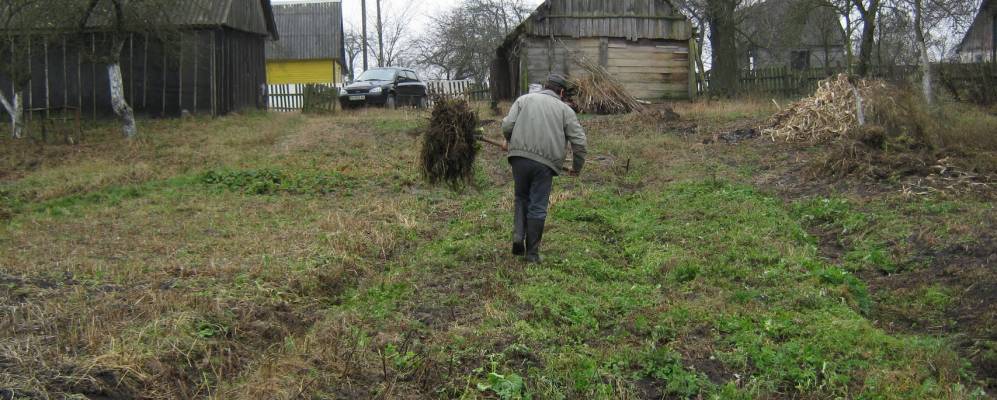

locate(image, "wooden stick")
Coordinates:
477 136 506 149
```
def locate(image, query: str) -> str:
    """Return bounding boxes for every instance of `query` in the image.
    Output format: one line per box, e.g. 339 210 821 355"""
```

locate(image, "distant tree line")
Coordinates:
673 0 978 99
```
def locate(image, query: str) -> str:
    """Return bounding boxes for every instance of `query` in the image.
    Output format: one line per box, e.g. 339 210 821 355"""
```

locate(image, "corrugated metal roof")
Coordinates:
61 0 278 38
265 2 343 61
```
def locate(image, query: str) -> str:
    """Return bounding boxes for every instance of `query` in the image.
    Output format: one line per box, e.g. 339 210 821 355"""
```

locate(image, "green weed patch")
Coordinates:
200 168 356 195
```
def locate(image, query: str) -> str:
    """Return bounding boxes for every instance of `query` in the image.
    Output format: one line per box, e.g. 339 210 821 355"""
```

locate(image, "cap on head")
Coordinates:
546 74 572 91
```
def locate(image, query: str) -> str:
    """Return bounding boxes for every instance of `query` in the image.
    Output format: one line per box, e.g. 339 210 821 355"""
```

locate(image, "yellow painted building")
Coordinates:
266 59 344 85
264 1 346 85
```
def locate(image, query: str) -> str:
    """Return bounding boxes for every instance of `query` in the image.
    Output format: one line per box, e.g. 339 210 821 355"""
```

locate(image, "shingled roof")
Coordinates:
20 0 279 38
265 1 344 61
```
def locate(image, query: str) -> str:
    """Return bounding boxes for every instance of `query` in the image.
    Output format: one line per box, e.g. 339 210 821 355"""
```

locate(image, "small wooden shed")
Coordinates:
265 0 347 85
491 0 695 101
0 0 278 119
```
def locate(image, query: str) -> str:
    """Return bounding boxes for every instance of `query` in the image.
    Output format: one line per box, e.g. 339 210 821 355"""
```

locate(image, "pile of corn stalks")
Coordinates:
764 74 886 143
560 41 644 115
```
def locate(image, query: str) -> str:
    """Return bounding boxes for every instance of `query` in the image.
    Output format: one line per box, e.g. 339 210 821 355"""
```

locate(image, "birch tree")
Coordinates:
76 0 174 138
0 0 49 138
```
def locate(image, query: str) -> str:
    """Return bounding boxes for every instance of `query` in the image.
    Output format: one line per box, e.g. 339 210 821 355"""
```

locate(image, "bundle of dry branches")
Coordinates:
558 40 644 115
420 98 479 189
763 74 886 143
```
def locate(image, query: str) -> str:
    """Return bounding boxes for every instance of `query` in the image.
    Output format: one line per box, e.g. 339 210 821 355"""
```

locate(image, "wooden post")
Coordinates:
142 34 149 109
193 32 199 113
688 38 697 99
63 36 67 111
178 33 184 112
91 34 96 120
26 36 31 124
129 33 134 107
44 40 49 120
210 31 216 116
77 36 82 114
161 41 166 116
599 38 608 68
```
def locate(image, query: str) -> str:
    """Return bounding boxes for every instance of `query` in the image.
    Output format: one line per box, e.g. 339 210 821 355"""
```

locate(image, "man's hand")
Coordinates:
500 142 509 152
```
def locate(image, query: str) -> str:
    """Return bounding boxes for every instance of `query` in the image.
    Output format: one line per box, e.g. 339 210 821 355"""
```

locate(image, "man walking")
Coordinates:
502 74 587 263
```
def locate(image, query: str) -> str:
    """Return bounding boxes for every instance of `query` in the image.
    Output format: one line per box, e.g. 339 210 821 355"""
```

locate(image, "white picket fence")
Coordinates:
267 83 342 112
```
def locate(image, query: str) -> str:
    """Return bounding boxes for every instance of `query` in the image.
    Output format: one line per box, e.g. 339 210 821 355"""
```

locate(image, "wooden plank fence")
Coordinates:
427 80 490 101
701 63 996 104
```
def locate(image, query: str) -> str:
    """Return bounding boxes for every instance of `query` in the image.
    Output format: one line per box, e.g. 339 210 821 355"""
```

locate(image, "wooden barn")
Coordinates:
0 0 278 120
956 0 996 63
266 0 346 86
491 0 696 101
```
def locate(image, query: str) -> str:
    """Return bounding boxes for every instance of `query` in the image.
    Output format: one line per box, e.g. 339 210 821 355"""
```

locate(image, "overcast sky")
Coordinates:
272 0 545 34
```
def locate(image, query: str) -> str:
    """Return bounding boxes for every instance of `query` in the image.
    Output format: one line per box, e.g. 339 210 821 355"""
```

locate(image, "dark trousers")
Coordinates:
510 156 554 220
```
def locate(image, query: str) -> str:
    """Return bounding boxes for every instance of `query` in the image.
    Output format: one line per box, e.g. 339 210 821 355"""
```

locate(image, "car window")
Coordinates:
402 71 416 82
356 69 396 81
408 71 420 81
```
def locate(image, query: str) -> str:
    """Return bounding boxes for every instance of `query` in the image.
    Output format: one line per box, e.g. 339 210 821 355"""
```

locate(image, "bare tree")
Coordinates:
344 26 364 80
365 0 416 68
416 0 531 83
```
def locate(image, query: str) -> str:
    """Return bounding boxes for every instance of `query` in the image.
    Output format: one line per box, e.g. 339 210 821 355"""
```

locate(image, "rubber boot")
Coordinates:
512 199 527 256
525 218 545 263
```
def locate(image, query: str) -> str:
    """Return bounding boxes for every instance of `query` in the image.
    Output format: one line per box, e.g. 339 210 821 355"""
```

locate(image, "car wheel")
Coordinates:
386 94 397 110
417 96 428 109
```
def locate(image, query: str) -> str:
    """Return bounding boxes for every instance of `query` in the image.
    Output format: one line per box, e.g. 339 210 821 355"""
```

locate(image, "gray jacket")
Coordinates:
502 90 587 175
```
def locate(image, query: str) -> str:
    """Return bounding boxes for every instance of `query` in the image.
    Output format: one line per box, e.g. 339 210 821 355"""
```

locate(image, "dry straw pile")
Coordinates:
420 97 480 188
559 41 644 115
763 74 886 143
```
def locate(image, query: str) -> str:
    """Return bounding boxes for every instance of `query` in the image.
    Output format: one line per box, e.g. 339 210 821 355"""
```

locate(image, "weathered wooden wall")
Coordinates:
0 28 267 120
520 36 690 99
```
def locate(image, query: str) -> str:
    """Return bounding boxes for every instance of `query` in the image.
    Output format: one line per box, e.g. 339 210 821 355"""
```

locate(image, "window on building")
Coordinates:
791 50 811 70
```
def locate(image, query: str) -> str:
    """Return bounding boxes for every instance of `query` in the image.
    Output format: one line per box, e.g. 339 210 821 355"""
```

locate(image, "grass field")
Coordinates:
0 101 993 399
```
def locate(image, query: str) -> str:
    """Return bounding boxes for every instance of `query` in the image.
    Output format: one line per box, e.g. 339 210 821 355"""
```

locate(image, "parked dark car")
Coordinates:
340 67 428 109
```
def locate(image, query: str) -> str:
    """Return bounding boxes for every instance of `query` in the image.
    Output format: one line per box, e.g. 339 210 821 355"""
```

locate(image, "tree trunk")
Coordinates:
708 0 739 96
108 63 136 138
913 0 932 105
844 13 853 72
0 89 23 138
854 0 880 77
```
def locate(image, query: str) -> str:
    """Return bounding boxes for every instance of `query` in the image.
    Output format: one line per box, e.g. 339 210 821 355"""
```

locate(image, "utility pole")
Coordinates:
361 0 368 71
376 0 384 67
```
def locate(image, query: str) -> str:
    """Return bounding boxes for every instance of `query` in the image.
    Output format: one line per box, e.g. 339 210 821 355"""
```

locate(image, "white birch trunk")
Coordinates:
919 45 932 106
0 89 23 138
108 63 137 138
